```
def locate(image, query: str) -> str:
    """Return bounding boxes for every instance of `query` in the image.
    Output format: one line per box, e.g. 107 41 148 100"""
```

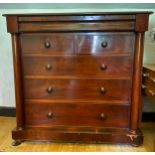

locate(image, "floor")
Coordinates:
0 116 154 152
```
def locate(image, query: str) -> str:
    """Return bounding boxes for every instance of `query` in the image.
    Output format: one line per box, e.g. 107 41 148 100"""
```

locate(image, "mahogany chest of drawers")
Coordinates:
4 12 152 146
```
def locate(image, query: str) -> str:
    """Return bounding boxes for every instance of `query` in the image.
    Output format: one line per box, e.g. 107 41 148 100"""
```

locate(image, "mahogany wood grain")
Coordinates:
75 33 135 55
11 34 24 130
19 21 135 32
24 102 130 128
18 14 136 22
22 56 133 78
21 33 74 55
131 33 144 130
4 12 152 146
23 78 131 101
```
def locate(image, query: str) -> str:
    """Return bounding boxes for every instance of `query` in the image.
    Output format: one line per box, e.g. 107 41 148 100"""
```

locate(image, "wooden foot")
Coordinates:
12 140 22 146
127 130 143 147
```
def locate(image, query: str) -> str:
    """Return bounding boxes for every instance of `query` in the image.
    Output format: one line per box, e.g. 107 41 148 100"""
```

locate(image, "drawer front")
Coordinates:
75 33 135 55
22 56 133 77
24 79 131 101
25 102 130 128
21 33 74 55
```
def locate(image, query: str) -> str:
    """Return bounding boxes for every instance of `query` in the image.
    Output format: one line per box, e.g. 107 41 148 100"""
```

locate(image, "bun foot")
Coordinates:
127 130 143 147
12 140 22 146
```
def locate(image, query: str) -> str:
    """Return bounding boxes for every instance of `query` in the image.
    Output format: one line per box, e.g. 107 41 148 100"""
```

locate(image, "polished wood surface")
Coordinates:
4 12 152 146
21 33 74 55
25 102 130 128
24 79 131 101
0 117 154 152
22 56 133 77
75 33 135 55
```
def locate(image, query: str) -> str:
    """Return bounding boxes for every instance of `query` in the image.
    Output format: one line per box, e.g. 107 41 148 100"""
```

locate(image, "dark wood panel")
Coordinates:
22 56 133 78
21 33 74 55
24 102 130 128
76 33 135 55
18 15 136 22
19 21 135 32
12 127 143 145
24 78 131 101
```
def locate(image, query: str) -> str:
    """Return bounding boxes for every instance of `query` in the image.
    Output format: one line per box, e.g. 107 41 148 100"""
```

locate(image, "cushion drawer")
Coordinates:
24 79 131 101
21 33 74 55
22 56 133 78
25 102 130 128
75 33 135 55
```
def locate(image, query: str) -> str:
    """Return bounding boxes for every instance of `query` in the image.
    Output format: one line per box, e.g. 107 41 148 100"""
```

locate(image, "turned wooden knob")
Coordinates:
45 64 52 70
100 113 105 119
47 86 53 93
44 41 51 48
101 41 108 48
100 87 105 94
47 112 53 118
100 64 107 70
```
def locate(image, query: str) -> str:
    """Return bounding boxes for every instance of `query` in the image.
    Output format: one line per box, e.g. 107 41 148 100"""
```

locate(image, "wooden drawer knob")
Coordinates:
47 86 53 93
148 90 155 96
47 112 53 118
100 113 106 119
100 87 105 94
143 73 149 77
100 64 107 70
44 41 51 48
45 64 52 70
101 41 108 48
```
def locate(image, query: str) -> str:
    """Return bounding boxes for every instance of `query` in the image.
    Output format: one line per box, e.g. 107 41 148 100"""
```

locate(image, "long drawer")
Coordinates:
24 78 131 101
22 56 133 78
25 102 130 128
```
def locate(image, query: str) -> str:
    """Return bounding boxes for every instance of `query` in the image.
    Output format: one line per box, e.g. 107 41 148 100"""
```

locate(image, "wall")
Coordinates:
0 6 155 107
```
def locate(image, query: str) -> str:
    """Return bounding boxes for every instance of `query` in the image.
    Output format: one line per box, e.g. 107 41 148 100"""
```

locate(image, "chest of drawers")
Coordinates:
4 12 152 146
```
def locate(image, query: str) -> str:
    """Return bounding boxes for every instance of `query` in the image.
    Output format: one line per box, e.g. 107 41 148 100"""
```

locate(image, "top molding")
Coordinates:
3 12 153 33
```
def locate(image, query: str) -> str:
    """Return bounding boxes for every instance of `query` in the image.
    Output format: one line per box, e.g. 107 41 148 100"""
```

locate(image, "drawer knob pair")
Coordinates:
47 112 53 118
45 64 52 70
44 41 51 48
47 86 53 93
100 64 107 70
101 41 108 48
